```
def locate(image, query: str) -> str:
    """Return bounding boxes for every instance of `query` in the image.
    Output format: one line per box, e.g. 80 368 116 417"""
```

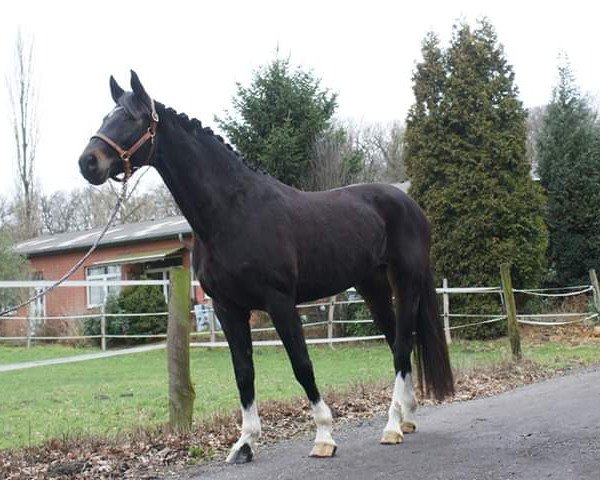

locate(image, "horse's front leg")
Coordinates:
213 302 261 464
266 290 337 458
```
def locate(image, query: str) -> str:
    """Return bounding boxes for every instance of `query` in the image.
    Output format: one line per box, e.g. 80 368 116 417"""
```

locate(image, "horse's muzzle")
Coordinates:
79 153 106 185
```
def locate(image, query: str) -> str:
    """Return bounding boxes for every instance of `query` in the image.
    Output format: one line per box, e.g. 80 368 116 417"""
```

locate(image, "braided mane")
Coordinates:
164 106 265 174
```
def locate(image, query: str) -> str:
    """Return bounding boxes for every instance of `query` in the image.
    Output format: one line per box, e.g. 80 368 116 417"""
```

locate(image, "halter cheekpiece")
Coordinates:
91 99 159 181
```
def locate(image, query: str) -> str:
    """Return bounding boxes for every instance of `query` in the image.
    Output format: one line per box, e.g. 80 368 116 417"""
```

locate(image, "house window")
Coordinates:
145 268 170 303
86 265 121 307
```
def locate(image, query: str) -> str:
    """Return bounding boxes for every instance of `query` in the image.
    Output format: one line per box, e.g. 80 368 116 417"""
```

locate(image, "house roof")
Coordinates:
14 216 192 257
91 246 185 266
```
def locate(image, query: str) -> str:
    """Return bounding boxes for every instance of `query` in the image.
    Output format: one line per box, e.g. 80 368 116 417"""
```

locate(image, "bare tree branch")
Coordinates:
6 30 40 240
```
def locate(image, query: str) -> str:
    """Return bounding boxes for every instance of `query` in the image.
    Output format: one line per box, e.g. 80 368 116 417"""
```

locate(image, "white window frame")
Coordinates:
144 267 170 303
86 265 122 308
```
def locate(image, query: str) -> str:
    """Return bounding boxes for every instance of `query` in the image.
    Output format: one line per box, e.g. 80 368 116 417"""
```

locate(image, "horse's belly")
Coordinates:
295 240 384 302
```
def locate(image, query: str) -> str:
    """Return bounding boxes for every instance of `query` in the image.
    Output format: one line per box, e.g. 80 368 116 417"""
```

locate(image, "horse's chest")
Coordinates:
195 251 269 305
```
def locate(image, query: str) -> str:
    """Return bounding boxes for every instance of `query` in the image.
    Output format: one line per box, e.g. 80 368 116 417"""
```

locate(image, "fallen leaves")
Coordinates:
1 332 598 479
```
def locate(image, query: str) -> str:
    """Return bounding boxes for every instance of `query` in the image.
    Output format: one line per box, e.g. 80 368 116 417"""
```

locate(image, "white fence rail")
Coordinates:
0 275 597 349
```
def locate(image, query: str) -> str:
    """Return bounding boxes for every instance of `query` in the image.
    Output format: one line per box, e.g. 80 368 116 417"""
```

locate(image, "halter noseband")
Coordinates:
91 99 159 182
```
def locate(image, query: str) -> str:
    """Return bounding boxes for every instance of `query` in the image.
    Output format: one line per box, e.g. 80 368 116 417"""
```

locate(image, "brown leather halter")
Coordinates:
91 99 159 181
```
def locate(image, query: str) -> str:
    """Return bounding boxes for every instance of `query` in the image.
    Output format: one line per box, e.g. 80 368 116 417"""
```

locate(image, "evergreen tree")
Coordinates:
217 56 338 188
405 20 547 338
537 60 600 285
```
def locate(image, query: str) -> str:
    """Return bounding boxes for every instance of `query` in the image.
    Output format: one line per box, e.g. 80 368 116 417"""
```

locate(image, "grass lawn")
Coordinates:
0 339 599 450
0 344 100 365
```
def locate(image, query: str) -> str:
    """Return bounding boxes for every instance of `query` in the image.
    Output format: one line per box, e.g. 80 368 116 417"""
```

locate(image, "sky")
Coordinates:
0 0 598 196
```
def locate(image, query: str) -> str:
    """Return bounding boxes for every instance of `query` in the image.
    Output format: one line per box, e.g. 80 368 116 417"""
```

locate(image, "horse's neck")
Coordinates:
154 116 259 241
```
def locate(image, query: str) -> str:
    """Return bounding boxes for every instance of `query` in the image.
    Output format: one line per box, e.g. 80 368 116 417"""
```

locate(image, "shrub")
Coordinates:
84 284 167 346
341 303 379 337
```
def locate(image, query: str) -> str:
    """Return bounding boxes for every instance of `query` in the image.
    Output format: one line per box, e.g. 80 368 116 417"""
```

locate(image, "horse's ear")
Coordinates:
109 75 124 103
130 70 152 110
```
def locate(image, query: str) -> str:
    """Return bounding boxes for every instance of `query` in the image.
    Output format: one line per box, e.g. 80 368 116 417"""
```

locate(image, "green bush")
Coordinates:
84 284 167 346
342 303 379 337
448 295 506 340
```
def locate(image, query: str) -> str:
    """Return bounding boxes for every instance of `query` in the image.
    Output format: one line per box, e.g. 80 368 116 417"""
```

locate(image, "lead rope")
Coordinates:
0 180 129 317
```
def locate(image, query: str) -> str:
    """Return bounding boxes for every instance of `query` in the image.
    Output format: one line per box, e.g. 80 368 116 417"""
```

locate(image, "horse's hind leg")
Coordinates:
213 301 261 464
266 290 337 458
388 267 420 437
357 268 416 445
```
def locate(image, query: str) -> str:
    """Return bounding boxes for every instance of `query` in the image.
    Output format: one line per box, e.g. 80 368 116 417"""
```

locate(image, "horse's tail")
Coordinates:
413 267 454 401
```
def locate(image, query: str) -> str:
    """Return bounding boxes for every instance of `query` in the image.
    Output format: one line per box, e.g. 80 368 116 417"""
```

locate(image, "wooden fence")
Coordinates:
0 266 597 357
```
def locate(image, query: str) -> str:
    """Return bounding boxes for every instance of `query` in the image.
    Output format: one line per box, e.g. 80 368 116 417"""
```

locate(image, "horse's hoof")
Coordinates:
401 421 417 433
309 442 337 458
227 443 253 464
380 430 403 444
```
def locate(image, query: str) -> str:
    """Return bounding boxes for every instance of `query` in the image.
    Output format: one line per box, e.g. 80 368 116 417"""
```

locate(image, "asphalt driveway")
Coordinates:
184 366 600 480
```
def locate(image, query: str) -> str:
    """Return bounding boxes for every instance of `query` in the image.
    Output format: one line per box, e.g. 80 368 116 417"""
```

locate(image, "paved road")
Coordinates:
185 367 600 480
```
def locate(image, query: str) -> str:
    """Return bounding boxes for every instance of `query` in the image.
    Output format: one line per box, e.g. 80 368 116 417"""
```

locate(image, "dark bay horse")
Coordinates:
79 71 454 463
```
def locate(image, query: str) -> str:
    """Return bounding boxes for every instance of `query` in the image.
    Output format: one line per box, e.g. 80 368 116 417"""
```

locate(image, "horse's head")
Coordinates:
79 70 159 185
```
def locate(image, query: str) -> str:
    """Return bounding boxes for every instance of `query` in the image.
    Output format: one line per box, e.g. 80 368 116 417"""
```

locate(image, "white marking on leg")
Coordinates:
226 402 261 463
400 373 418 427
383 373 404 435
312 399 336 446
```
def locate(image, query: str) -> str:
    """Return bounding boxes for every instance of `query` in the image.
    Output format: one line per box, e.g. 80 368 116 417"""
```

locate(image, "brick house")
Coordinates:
2 216 204 338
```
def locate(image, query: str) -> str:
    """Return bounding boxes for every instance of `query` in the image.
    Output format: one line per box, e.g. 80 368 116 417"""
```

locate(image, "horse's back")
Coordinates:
300 182 429 236
284 183 428 301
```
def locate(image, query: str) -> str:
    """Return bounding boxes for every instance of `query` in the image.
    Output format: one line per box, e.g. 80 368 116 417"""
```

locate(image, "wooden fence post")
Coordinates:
442 278 451 345
500 263 522 361
208 300 216 344
26 318 32 348
327 295 336 348
100 305 106 351
589 269 600 312
167 268 196 432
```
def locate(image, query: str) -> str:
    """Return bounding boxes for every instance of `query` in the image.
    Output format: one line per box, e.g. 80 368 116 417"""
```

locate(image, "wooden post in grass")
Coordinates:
442 278 451 345
168 268 196 432
100 304 107 351
327 295 336 348
589 269 600 312
26 323 32 348
500 263 522 361
208 300 216 344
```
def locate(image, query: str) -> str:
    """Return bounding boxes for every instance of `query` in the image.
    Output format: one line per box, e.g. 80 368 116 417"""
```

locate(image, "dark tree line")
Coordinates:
537 59 600 286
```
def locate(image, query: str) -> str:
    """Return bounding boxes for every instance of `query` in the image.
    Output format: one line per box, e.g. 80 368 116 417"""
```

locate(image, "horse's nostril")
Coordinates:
84 154 98 172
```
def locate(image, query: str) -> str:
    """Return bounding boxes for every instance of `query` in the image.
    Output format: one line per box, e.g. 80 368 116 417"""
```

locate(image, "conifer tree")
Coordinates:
217 56 337 188
537 60 600 285
405 20 547 337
